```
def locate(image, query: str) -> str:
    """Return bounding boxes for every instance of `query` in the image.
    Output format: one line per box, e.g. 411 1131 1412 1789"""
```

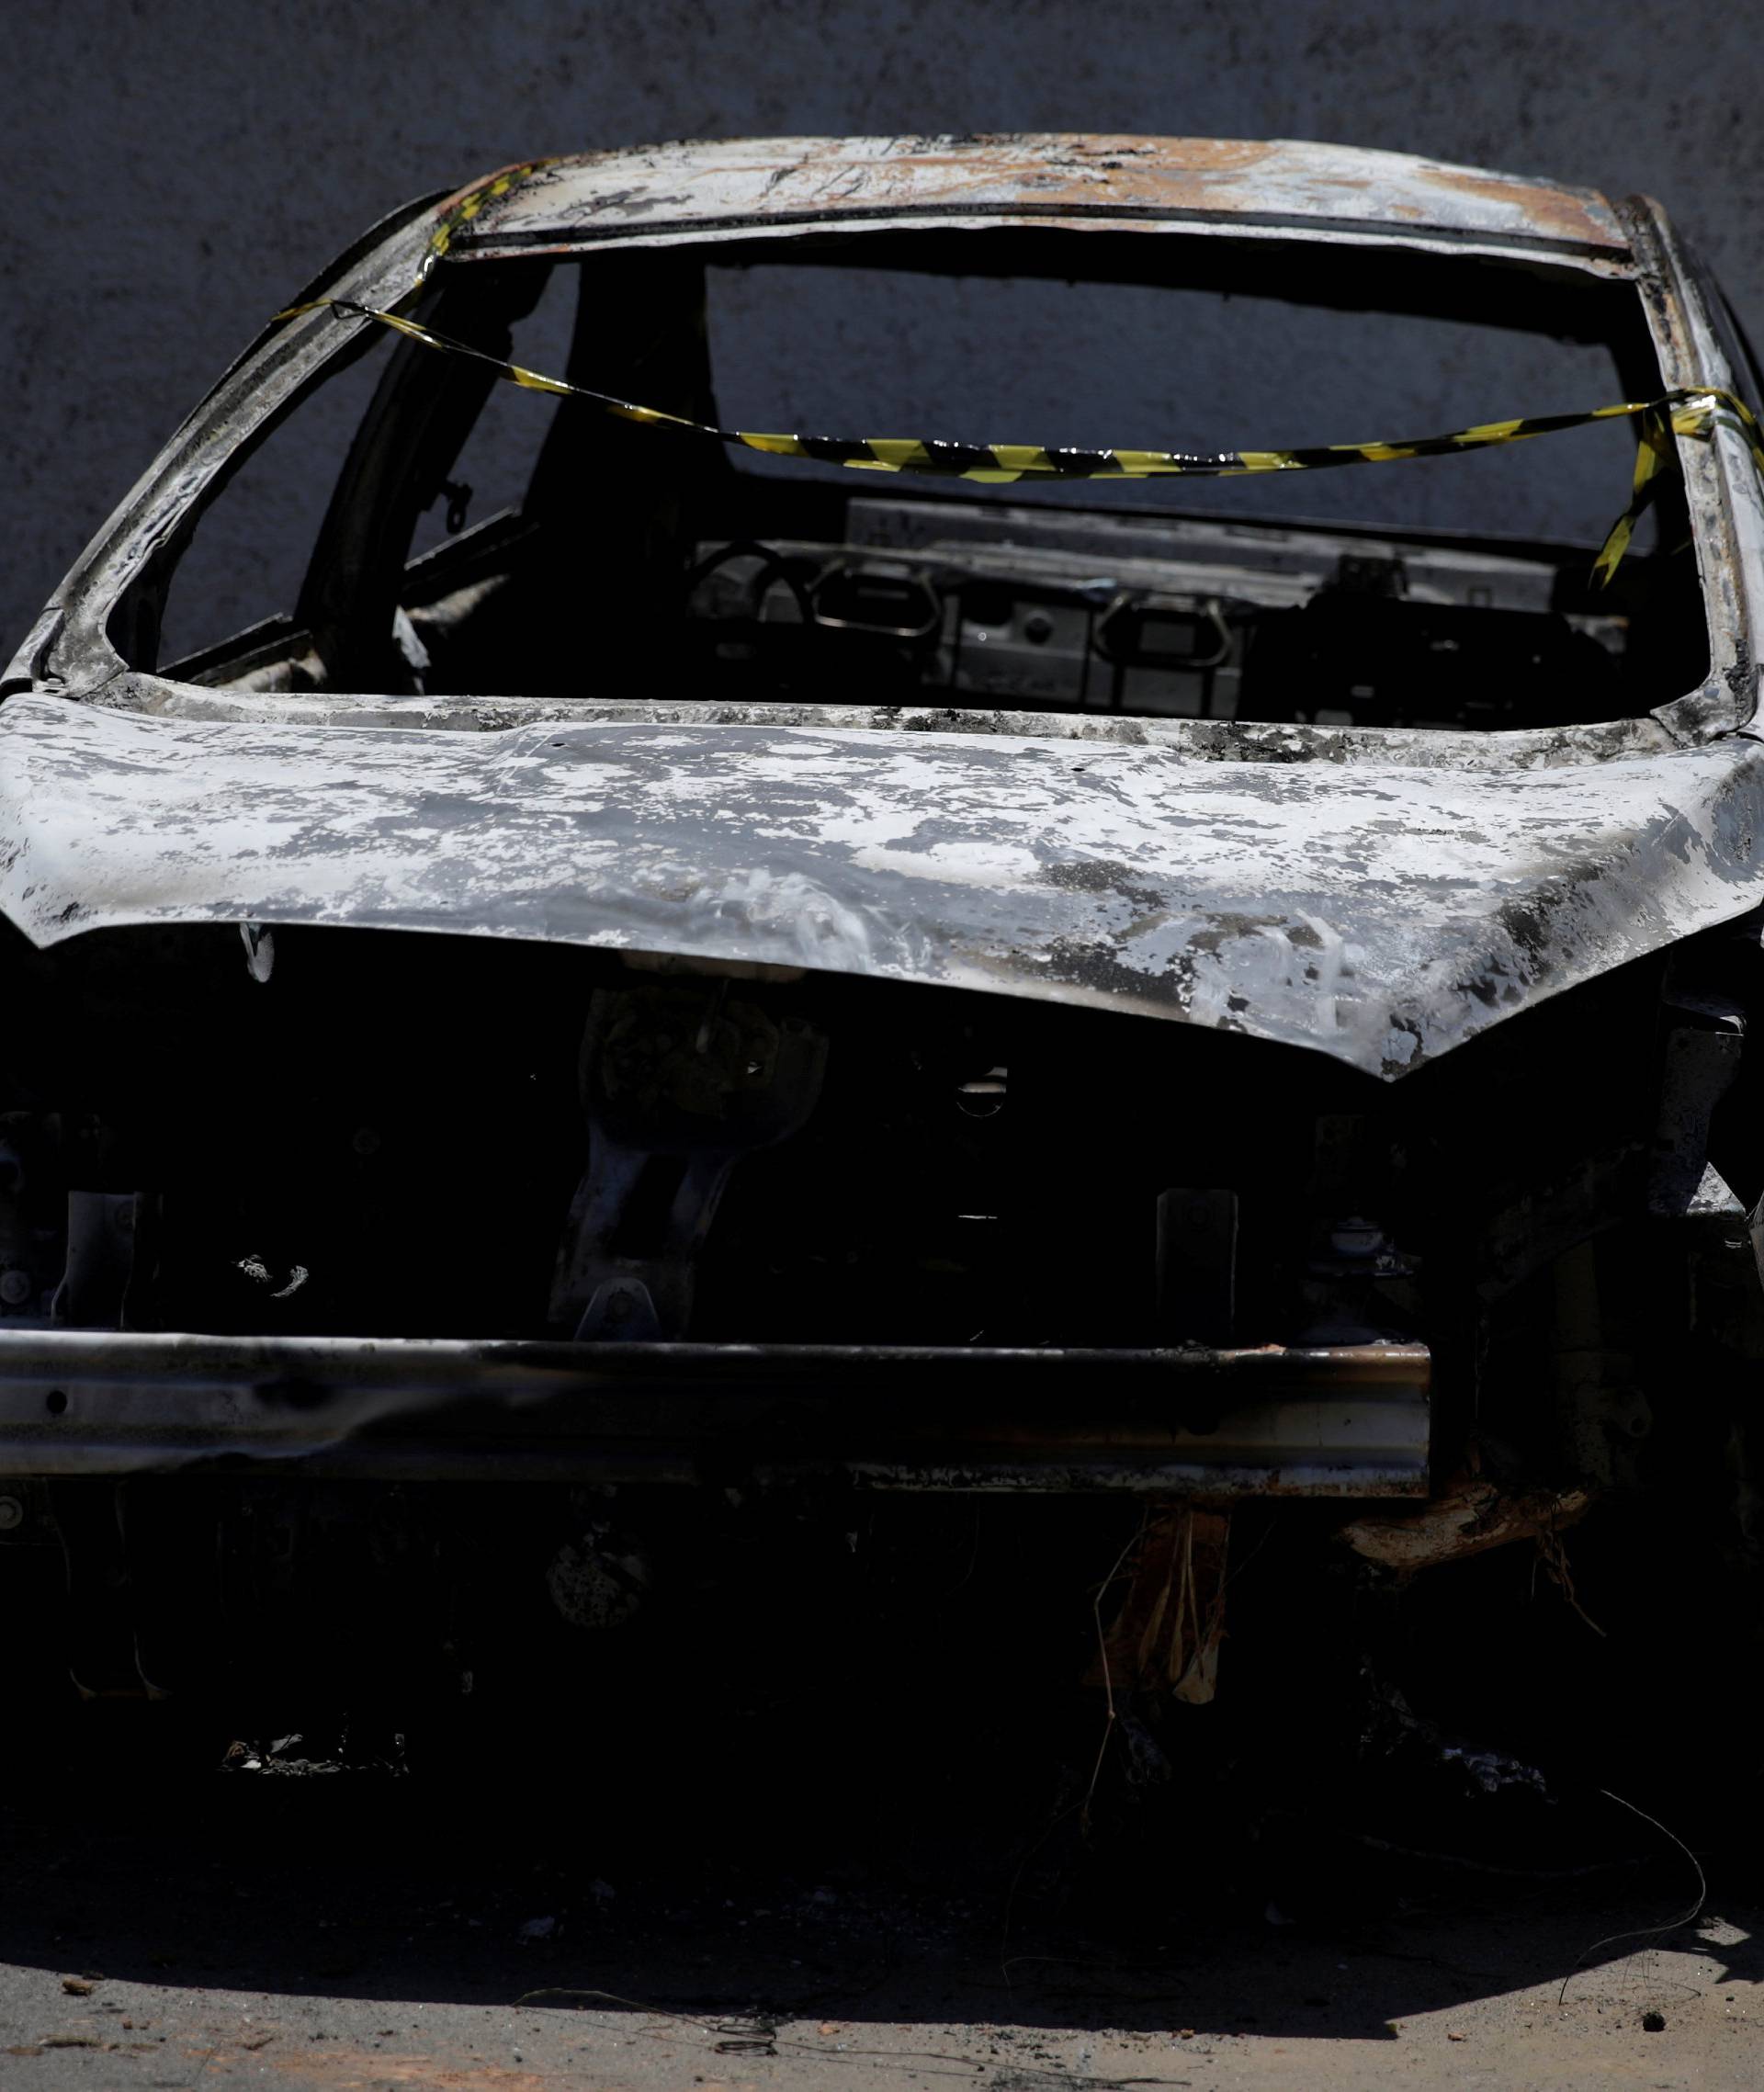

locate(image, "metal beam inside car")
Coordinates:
0 1333 1430 1495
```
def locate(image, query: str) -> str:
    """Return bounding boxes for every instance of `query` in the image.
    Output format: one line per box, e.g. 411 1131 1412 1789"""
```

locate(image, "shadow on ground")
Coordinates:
2 1689 1758 2058
4 1489 1762 2075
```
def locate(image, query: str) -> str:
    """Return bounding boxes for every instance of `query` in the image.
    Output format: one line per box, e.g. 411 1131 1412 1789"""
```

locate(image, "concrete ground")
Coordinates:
2 1742 1758 2091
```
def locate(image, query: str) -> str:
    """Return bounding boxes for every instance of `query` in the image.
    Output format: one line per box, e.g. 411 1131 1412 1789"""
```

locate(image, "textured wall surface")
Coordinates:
6 0 1763 659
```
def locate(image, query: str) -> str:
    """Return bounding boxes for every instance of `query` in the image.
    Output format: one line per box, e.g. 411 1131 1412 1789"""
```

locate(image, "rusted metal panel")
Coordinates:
1337 1477 1594 1568
0 1330 1431 1495
455 135 1632 266
3 689 1762 1080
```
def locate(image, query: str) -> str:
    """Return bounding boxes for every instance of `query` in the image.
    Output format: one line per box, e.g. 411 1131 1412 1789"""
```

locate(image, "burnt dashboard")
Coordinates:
683 496 1640 730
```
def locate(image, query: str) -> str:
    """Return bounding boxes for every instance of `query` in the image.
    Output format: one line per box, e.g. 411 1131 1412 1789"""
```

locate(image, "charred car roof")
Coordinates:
441 134 1634 266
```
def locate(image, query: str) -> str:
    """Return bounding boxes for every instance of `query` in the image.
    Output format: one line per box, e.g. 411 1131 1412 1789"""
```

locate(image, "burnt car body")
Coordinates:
4 134 1764 1718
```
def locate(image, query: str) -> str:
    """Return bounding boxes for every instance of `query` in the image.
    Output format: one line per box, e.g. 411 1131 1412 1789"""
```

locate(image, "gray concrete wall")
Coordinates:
6 0 1763 658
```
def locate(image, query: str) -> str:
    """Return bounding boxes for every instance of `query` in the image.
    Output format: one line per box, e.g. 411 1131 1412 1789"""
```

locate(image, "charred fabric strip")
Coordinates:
269 288 1764 583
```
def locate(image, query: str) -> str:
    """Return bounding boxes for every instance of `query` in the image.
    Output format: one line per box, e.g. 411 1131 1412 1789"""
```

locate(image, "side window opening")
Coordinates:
149 261 578 692
150 329 395 677
296 260 563 693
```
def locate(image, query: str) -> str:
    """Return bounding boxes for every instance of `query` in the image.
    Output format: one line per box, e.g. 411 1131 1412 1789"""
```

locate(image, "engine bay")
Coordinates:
0 916 1684 1361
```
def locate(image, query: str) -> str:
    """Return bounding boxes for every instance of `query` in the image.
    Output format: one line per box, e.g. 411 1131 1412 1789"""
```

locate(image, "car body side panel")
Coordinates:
2 691 1760 1079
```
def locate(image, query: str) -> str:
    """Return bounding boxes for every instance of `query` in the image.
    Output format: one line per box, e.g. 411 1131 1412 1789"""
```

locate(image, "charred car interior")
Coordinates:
4 137 1764 1752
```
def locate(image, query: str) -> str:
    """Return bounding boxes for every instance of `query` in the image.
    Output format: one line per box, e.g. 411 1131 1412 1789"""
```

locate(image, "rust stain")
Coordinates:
1423 164 1621 249
871 133 1278 180
465 134 1627 257
692 135 1277 218
1338 1476 1594 1569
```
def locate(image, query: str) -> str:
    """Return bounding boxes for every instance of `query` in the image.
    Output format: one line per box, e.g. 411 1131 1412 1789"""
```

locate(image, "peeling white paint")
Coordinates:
5 693 1764 1079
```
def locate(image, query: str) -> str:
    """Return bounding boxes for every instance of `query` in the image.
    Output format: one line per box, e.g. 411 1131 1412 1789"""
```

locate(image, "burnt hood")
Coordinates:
2 691 1761 1079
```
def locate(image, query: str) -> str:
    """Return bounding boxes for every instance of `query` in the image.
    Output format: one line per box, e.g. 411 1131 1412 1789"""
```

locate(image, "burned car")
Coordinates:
4 135 1764 1733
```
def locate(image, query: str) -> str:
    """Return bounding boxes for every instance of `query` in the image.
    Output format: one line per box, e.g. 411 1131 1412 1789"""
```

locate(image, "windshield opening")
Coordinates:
151 226 1709 732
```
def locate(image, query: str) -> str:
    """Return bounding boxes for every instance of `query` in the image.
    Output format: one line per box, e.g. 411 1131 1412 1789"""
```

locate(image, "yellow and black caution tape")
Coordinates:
415 159 559 286
275 156 1764 585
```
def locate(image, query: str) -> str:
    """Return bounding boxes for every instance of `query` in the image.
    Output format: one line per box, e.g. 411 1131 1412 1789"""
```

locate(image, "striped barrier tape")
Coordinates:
276 161 1764 584
416 160 560 286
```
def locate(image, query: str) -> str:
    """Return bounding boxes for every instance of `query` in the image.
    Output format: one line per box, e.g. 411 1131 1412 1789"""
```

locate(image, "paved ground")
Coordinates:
5 1487 1758 2090
2 1745 1758 2091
